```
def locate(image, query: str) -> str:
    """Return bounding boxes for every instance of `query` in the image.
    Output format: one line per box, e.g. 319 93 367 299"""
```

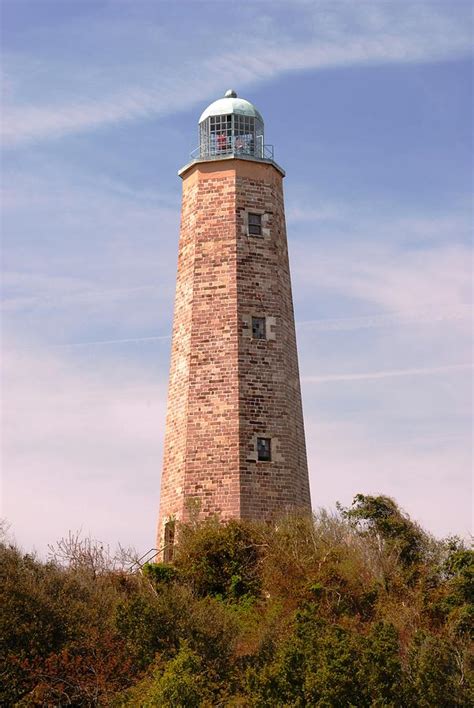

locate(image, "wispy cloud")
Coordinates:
1 167 180 342
293 240 472 316
297 304 472 332
287 205 472 245
1 0 471 552
2 1 471 147
54 334 170 349
303 362 473 383
1 275 163 313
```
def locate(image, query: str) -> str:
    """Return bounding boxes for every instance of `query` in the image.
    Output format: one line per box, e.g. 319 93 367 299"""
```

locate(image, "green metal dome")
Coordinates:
199 89 263 124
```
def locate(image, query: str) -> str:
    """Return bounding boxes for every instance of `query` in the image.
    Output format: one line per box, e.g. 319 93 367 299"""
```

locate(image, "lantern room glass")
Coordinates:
199 114 264 159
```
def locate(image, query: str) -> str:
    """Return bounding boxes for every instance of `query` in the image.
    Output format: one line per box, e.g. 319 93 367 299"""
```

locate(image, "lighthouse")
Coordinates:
157 90 311 559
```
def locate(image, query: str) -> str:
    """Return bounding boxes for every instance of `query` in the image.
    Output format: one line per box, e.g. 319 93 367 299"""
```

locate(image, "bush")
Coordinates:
0 541 139 705
2 499 472 705
142 561 177 586
407 631 473 707
174 518 262 600
145 644 211 707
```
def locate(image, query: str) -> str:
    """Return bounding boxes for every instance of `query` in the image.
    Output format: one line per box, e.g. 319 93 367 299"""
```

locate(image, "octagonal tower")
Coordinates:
157 91 311 560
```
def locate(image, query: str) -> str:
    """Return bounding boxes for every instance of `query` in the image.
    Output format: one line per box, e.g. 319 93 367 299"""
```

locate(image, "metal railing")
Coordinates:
190 142 274 162
127 547 159 572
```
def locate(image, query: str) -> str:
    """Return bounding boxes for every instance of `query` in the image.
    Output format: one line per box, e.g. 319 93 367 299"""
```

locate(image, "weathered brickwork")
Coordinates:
157 158 311 551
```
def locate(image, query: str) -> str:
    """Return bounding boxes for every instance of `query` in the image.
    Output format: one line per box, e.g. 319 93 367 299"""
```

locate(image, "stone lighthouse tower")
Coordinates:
157 90 311 558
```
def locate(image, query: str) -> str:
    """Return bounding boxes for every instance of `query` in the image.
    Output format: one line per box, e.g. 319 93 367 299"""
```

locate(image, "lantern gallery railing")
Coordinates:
190 141 275 161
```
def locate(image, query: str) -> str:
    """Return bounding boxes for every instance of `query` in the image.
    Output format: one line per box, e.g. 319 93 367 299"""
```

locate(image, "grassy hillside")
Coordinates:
1 495 472 706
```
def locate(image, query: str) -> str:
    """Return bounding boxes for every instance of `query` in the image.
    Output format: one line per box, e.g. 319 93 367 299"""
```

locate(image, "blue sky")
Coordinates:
1 0 472 555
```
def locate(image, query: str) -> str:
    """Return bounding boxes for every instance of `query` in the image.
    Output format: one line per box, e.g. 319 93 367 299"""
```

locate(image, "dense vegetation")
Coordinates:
1 495 472 706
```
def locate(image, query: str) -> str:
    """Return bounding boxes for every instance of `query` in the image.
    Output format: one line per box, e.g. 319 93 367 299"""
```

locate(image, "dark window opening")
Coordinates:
257 437 272 461
252 316 266 340
248 212 262 236
163 521 175 563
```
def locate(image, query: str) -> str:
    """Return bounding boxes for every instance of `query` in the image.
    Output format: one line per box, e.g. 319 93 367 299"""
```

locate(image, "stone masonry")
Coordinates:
157 157 311 553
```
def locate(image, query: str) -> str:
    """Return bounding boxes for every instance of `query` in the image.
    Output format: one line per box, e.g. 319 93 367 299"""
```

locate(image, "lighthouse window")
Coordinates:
248 213 262 236
257 437 272 462
252 316 266 340
210 114 232 154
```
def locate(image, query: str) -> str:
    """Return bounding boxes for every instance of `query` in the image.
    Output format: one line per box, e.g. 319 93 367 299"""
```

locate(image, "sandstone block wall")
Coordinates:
157 158 311 553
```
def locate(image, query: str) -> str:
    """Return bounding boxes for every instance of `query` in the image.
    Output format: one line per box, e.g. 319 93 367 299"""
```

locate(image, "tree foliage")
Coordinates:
1 496 472 706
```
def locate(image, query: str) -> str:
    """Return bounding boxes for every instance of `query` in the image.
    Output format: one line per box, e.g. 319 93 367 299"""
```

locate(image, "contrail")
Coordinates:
302 363 473 383
296 305 472 333
51 304 472 348
54 334 171 348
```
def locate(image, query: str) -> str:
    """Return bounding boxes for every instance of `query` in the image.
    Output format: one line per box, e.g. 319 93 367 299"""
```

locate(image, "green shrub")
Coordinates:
407 631 473 707
144 643 211 707
142 561 177 586
174 518 262 600
2 499 472 706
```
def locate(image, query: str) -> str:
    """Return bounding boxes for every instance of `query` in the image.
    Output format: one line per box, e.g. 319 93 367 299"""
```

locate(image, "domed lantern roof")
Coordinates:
197 90 267 162
180 90 281 179
199 89 264 124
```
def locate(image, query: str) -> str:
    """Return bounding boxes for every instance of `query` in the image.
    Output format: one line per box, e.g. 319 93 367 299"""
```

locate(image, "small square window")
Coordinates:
257 437 271 462
252 316 266 340
248 212 262 236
